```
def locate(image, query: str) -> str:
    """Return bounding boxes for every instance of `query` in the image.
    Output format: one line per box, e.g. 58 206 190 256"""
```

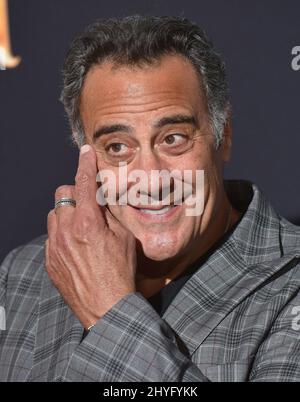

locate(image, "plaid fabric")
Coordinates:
0 180 300 382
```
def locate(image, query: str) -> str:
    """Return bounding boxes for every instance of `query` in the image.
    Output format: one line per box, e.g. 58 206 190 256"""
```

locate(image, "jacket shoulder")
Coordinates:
1 234 47 278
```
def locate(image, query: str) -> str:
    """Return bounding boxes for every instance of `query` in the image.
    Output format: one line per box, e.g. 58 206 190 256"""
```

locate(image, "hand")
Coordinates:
45 145 137 329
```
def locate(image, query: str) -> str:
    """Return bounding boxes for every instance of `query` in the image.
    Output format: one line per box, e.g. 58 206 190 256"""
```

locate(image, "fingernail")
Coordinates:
81 144 91 154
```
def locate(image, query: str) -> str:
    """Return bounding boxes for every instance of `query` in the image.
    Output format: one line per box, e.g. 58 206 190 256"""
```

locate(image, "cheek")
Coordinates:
168 142 215 172
95 154 114 173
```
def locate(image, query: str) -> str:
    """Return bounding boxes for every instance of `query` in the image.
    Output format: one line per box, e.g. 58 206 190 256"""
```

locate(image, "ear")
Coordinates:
220 116 232 163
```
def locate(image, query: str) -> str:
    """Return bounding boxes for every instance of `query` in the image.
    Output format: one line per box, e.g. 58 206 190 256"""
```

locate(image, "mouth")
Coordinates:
139 205 173 215
129 204 181 220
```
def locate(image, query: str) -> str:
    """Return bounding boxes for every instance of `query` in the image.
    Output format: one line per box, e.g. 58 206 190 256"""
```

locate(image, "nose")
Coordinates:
128 148 170 203
134 147 163 172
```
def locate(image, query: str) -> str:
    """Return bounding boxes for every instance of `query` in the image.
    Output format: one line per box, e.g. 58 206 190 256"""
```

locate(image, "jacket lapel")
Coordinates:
29 267 83 381
163 181 299 356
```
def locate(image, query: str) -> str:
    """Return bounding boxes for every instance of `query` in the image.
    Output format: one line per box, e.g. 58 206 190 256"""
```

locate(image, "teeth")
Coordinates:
140 206 172 215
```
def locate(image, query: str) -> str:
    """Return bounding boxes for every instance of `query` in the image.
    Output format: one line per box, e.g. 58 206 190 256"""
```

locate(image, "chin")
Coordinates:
137 233 182 261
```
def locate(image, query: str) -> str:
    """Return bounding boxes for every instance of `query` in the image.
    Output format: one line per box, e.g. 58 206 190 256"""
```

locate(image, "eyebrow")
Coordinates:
93 124 132 140
92 114 198 141
154 114 199 129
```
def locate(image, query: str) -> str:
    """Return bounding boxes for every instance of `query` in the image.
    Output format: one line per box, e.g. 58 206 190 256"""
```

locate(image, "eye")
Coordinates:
106 142 128 155
164 133 187 146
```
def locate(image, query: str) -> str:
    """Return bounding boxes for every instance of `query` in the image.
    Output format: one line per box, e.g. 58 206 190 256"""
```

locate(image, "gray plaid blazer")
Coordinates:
0 181 300 382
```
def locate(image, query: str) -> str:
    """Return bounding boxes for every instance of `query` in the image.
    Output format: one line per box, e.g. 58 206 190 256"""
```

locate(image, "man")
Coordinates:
0 15 299 382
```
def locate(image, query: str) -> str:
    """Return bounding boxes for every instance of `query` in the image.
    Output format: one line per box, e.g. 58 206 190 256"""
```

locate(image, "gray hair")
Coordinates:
60 15 230 148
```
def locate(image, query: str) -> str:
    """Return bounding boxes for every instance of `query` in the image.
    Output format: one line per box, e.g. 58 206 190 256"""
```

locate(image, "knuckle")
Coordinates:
47 209 55 218
47 210 55 224
55 185 74 199
73 214 94 241
81 217 93 232
75 175 90 203
75 173 89 186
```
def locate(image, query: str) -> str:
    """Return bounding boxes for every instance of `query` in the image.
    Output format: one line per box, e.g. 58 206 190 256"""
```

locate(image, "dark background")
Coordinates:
1 0 300 263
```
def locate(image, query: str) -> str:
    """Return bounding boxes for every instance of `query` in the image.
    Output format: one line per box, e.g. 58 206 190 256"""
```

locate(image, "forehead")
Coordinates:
80 55 207 134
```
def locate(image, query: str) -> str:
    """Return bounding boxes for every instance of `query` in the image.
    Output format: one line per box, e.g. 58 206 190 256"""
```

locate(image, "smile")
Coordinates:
129 204 181 221
139 206 173 215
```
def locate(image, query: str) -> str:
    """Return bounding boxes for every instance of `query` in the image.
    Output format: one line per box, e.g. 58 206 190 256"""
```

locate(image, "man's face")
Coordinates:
80 55 231 261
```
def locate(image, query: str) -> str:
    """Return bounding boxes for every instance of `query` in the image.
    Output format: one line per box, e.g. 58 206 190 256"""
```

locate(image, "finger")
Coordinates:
75 145 98 208
74 144 106 227
54 185 76 226
47 209 57 244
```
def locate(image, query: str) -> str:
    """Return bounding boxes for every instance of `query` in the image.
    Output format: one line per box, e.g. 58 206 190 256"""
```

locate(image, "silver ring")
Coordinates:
54 198 76 211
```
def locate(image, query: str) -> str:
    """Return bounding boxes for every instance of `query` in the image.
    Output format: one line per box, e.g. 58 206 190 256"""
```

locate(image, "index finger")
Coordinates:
75 144 101 214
